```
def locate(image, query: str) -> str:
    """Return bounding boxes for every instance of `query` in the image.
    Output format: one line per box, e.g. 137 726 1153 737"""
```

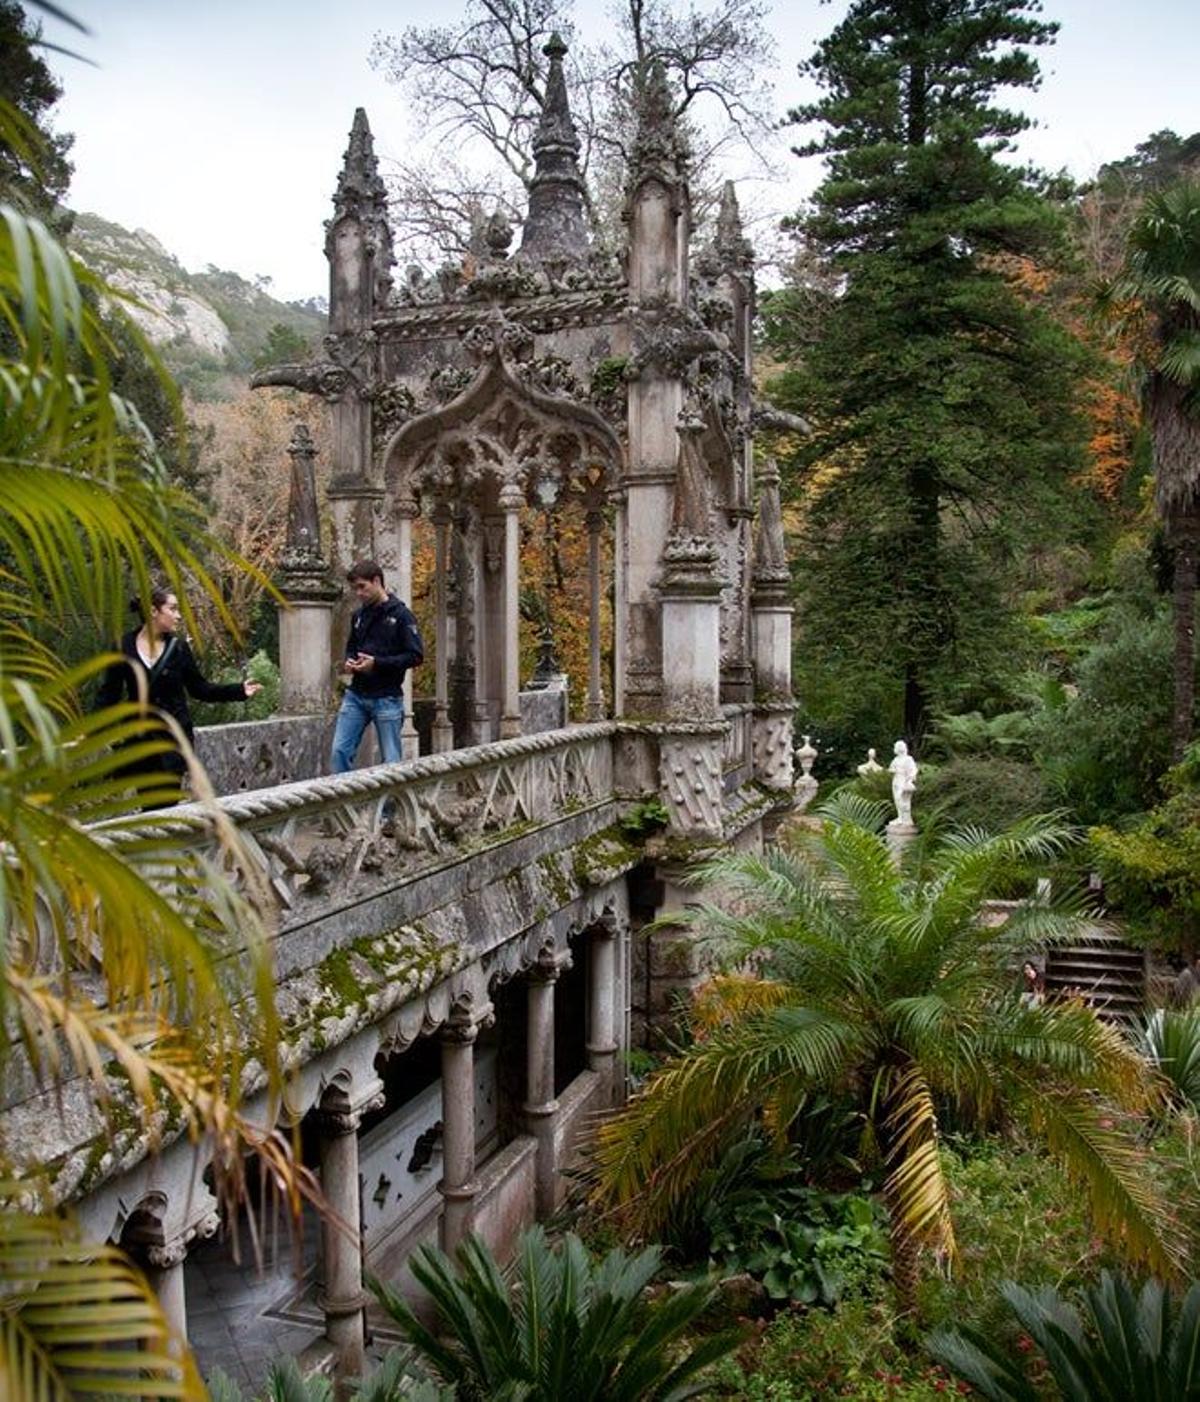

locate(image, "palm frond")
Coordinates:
881 1064 957 1260
589 1003 865 1234
984 998 1156 1107
0 1206 206 1400
1012 1078 1186 1279
5 974 320 1223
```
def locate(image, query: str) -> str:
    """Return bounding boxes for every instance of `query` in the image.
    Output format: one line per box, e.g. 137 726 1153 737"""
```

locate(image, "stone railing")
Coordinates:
128 724 618 927
195 688 570 797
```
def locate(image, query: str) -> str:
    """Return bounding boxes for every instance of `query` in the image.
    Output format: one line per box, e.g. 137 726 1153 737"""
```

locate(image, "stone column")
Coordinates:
499 480 524 739
620 62 691 721
440 992 494 1255
585 505 605 721
610 486 627 717
657 409 726 843
750 458 795 817
122 1187 220 1356
431 500 454 753
277 424 340 714
142 1239 189 1347
524 942 571 1217
318 1077 384 1386
586 915 620 1102
397 491 421 758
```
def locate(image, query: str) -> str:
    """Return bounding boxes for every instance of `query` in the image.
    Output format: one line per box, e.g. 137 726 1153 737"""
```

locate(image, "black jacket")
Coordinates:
96 629 246 753
344 593 424 697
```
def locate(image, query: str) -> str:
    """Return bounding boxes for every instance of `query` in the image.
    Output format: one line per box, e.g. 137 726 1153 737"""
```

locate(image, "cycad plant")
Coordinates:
589 798 1186 1310
1140 1008 1200 1114
928 1270 1200 1401
0 144 310 1400
370 1226 739 1401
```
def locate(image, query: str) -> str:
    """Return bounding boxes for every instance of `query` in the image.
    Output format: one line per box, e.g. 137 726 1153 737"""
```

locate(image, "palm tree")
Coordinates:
369 1226 739 1401
1103 180 1200 760
0 175 312 1397
928 1270 1200 1401
588 799 1185 1311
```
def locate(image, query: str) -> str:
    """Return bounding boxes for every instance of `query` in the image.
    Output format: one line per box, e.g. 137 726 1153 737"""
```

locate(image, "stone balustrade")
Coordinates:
115 723 618 930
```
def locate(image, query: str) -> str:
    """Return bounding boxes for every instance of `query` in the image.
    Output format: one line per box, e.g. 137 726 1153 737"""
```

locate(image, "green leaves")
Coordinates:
590 810 1180 1290
369 1227 739 1402
0 1206 205 1401
929 1271 1200 1401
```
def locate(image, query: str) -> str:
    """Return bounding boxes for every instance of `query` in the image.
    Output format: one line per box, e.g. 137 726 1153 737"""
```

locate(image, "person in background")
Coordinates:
95 585 261 805
1169 953 1200 1009
330 559 424 773
1020 960 1045 1007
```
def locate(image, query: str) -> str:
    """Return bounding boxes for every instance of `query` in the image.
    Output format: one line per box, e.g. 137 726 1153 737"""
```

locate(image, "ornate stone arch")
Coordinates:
382 317 623 509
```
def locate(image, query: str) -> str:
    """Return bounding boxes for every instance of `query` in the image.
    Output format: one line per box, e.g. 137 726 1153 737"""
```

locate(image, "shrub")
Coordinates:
369 1227 739 1402
928 1271 1200 1401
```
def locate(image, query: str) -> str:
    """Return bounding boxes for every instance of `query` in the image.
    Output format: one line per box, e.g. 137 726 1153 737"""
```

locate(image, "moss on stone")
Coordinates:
572 824 642 887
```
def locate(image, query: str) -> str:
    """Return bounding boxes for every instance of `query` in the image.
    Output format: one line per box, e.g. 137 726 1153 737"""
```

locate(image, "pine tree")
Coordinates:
772 0 1089 740
0 0 74 230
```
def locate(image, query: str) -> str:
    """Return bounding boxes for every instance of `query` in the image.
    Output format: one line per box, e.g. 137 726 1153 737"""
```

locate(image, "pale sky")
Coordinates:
44 0 1200 303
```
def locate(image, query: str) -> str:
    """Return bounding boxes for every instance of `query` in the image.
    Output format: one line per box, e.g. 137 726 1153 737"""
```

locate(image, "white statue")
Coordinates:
888 739 918 826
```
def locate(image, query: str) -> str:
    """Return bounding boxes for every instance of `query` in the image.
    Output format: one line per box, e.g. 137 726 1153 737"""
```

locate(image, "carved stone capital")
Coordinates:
318 1077 386 1135
442 991 495 1045
499 480 525 514
531 937 572 983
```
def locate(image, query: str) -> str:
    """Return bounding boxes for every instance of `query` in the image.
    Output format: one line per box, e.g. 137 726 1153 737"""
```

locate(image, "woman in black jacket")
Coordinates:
95 586 261 803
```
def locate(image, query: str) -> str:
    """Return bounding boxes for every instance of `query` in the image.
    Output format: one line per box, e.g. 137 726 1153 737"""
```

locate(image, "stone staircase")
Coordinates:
1045 926 1145 1024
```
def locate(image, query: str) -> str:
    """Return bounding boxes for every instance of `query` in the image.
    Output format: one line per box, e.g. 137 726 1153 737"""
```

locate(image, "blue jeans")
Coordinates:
331 690 404 773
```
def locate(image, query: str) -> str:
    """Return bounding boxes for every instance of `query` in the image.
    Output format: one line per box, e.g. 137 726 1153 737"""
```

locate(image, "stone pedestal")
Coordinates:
886 820 918 864
279 597 338 714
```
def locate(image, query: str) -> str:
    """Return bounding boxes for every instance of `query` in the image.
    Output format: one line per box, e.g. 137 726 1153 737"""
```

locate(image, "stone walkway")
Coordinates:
187 1204 409 1391
187 1207 322 1391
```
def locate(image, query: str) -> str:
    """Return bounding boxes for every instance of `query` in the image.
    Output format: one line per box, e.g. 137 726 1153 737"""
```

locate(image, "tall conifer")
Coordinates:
773 0 1088 739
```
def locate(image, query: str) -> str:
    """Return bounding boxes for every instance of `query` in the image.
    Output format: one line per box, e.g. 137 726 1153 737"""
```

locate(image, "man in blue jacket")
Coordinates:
331 559 424 772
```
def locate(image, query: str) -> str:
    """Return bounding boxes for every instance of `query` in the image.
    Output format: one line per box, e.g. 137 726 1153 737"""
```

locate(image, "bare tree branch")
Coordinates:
369 0 781 263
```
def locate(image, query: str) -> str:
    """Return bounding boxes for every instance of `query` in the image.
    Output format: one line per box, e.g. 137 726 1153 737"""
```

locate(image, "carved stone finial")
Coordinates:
278 422 337 601
326 107 394 301
628 60 687 194
518 32 590 262
714 180 754 275
752 457 790 603
794 733 819 813
485 208 515 260
857 747 883 778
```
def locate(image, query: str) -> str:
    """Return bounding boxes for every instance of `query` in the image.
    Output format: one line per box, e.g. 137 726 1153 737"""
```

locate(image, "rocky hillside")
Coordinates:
70 213 326 400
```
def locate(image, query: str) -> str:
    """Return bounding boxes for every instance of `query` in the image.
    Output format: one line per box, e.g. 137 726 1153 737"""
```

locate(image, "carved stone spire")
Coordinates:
628 60 687 196
751 457 791 604
714 180 753 275
278 423 337 601
326 107 394 304
518 33 590 262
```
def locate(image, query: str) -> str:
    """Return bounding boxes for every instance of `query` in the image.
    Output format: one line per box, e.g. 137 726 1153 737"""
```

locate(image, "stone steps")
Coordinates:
1046 926 1145 1023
